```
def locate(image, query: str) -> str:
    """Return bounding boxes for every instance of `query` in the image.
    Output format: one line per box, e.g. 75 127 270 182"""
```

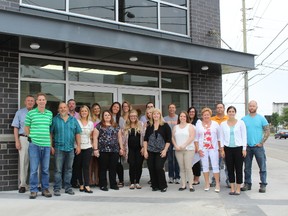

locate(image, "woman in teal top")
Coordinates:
220 106 247 195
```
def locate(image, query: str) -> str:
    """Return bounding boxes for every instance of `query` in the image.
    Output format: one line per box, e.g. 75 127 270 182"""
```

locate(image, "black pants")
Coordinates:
116 157 124 182
147 151 167 190
128 148 144 184
73 148 92 186
99 152 119 188
224 146 244 184
192 160 201 177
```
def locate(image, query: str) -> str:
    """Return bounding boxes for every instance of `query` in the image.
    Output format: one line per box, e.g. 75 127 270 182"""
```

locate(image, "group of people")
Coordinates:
12 92 270 199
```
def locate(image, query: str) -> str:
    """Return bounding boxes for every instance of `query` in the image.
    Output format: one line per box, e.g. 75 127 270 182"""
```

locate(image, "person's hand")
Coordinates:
160 149 167 158
174 145 181 151
144 151 148 159
256 143 263 147
15 140 21 150
50 146 55 155
119 149 124 156
140 147 144 156
198 149 204 157
94 150 100 158
220 149 225 158
75 146 81 155
242 150 247 158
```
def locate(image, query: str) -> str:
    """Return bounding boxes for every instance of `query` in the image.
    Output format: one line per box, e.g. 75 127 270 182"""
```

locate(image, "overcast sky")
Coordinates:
220 0 288 117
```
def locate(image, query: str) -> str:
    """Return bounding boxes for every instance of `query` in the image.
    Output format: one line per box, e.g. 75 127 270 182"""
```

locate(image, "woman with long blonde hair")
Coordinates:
123 110 144 189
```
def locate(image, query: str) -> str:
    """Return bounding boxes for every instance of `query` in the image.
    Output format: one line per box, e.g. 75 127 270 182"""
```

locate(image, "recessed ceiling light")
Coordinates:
30 43 40 50
201 66 209 71
129 56 138 62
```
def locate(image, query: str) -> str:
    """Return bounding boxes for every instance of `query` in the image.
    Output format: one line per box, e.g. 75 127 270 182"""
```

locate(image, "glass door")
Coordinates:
69 85 117 111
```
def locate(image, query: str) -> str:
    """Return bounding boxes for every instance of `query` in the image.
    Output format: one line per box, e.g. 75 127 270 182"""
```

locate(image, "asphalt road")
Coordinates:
265 136 288 162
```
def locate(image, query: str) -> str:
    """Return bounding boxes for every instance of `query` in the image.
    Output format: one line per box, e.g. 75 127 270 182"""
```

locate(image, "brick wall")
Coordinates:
0 0 19 10
190 0 221 48
0 50 19 191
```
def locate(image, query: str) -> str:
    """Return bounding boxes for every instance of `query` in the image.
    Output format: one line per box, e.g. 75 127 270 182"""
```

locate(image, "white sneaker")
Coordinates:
168 178 174 184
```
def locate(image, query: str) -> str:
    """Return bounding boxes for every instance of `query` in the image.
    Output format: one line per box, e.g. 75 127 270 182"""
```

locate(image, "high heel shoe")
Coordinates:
79 186 84 192
84 187 93 193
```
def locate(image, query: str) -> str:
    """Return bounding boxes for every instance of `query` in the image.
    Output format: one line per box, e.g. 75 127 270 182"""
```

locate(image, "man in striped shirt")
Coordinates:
25 92 53 199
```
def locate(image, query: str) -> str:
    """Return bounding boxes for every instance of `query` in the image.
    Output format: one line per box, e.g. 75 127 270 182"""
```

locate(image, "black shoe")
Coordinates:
241 183 251 191
190 187 195 192
178 187 186 191
38 186 42 191
84 187 93 193
259 184 266 193
29 192 37 199
42 189 52 198
161 188 167 192
65 188 75 195
110 186 119 190
100 186 108 191
152 187 159 191
19 187 26 193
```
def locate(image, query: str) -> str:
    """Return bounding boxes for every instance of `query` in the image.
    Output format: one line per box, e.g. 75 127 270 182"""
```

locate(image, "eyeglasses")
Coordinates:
129 115 137 118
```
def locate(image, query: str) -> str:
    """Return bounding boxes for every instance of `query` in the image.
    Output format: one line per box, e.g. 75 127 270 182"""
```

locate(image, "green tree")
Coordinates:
271 112 280 131
281 107 288 128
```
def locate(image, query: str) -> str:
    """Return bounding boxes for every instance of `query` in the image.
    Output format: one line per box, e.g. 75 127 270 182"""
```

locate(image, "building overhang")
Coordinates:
0 9 255 73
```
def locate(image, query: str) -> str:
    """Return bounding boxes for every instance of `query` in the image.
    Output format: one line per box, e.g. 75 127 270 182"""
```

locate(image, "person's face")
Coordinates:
36 95 47 108
146 110 152 119
248 101 258 114
68 101 76 112
122 103 130 113
202 111 211 122
227 108 236 119
129 113 138 123
112 104 120 114
216 104 225 115
25 96 35 110
179 113 187 123
80 107 89 119
103 112 112 122
189 109 195 119
93 105 101 115
146 103 154 109
58 103 68 116
168 105 176 115
152 111 161 121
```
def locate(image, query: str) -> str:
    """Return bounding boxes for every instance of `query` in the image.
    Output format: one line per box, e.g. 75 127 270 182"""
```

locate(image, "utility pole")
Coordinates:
242 0 249 115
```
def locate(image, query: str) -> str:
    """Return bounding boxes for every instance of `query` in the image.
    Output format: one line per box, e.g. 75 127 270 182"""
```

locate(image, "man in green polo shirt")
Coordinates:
25 92 53 199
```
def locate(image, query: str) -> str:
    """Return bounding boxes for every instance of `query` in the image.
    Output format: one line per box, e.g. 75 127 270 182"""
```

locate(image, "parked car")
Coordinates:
274 130 288 139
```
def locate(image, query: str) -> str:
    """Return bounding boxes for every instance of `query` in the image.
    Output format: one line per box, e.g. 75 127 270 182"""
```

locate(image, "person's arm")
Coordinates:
75 133 81 155
257 125 270 147
13 127 21 150
160 124 171 158
24 126 30 138
240 121 247 157
219 124 225 158
92 128 100 157
118 129 124 156
171 126 180 151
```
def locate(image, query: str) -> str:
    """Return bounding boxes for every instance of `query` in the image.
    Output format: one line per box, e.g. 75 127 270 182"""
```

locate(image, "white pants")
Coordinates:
175 150 194 186
201 148 219 173
18 136 29 188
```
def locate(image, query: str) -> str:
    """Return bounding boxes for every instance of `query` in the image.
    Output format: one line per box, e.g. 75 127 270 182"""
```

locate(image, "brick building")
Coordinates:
0 0 254 191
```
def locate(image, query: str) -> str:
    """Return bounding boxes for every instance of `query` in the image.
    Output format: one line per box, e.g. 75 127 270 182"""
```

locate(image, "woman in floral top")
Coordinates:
195 107 221 193
93 110 124 191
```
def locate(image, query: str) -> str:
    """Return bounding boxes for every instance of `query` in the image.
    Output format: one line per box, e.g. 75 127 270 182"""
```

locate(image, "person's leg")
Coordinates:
167 145 174 182
244 147 253 186
83 148 93 187
201 149 210 190
147 152 158 189
19 136 29 189
209 149 220 191
98 152 109 188
109 152 119 189
135 149 144 185
254 146 267 192
234 147 244 193
192 160 201 184
29 143 40 192
128 149 136 184
175 151 185 188
184 150 194 189
64 150 75 191
116 157 124 185
73 151 83 187
40 146 51 191
173 150 180 181
154 153 167 190
224 146 235 191
70 150 79 187
53 148 64 191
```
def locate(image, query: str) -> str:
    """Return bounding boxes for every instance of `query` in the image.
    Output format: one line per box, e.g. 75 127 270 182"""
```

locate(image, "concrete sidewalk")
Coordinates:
1 150 288 216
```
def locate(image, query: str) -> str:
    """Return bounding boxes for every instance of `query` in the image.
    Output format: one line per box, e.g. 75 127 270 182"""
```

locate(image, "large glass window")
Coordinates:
21 57 65 80
119 0 157 29
69 62 159 87
69 0 115 20
162 91 189 116
161 0 187 6
22 0 65 11
160 4 187 34
21 81 65 116
161 72 188 90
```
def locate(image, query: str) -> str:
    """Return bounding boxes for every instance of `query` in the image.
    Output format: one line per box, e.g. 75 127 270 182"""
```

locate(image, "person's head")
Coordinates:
91 103 101 118
168 103 176 116
122 101 132 114
146 102 154 109
248 100 258 114
101 110 116 127
58 102 68 117
24 95 35 110
151 108 165 125
109 102 122 124
187 106 198 124
201 107 212 122
79 105 91 121
215 103 225 115
177 111 189 124
124 109 142 134
36 92 47 109
128 109 139 124
67 99 77 113
227 106 237 119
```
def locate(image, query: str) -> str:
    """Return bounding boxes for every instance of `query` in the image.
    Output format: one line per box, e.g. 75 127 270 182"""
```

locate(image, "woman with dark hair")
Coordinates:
187 106 201 185
89 103 101 187
122 101 132 122
93 110 124 191
109 102 125 187
220 106 247 195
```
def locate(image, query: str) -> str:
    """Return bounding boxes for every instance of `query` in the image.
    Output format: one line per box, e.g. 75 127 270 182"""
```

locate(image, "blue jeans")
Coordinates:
244 146 267 185
29 142 50 192
54 148 74 191
168 145 180 179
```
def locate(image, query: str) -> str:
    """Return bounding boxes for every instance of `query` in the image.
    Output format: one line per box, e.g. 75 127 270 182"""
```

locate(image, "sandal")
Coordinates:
135 184 142 189
118 182 124 188
129 184 135 189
